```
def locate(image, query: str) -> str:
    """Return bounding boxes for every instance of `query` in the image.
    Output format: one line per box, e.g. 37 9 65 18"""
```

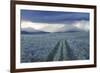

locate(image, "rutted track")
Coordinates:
47 40 77 61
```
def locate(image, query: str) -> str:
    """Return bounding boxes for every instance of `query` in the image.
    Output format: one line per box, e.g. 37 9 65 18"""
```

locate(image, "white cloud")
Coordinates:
21 21 47 29
21 21 65 32
74 20 89 31
21 20 89 32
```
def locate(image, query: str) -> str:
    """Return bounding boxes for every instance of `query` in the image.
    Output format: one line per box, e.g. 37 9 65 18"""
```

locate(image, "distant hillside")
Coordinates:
21 30 50 34
21 27 50 34
21 25 88 34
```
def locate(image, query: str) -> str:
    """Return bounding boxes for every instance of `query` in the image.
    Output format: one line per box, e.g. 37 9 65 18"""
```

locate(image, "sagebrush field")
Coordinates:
21 31 89 63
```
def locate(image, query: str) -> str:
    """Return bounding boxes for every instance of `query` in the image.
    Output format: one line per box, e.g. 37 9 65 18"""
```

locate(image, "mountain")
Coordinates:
21 20 89 34
21 20 89 33
21 27 40 32
21 27 50 34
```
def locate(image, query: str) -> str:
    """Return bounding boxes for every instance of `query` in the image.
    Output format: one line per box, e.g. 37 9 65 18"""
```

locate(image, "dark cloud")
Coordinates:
21 10 89 24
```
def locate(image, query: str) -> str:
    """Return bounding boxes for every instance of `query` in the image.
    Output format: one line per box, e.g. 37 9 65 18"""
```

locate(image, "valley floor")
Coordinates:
21 31 89 63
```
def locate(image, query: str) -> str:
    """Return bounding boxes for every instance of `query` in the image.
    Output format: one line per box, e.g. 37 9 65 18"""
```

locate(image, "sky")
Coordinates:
21 10 90 32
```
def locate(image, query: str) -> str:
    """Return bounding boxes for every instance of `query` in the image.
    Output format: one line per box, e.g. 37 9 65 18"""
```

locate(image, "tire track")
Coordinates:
46 41 61 61
46 40 77 61
64 40 77 60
